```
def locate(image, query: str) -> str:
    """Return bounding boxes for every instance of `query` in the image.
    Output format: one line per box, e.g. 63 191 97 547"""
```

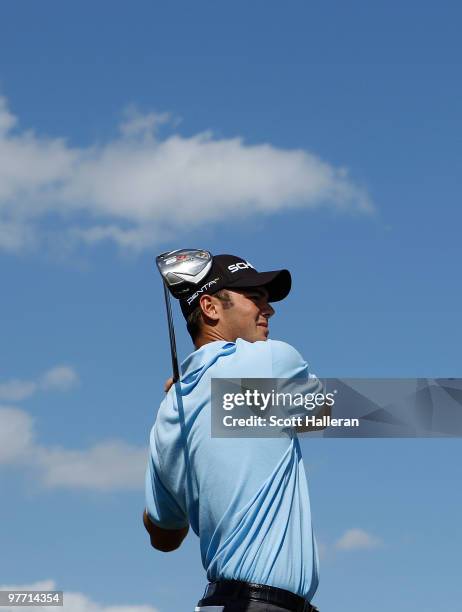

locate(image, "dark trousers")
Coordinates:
196 580 318 612
195 602 305 611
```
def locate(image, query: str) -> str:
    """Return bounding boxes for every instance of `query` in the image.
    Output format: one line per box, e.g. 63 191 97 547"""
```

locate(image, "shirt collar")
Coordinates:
181 340 235 376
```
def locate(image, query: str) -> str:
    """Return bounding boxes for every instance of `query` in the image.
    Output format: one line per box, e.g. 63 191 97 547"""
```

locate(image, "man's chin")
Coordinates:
238 328 269 342
256 328 269 341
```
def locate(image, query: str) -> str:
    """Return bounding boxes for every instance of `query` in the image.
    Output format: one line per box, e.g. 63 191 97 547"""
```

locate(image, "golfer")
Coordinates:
144 254 324 611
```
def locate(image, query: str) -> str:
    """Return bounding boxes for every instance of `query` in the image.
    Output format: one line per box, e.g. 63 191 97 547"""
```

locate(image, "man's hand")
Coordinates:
164 377 174 393
143 509 189 552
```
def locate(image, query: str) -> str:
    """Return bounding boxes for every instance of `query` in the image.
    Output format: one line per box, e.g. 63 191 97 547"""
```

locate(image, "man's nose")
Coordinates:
261 301 275 318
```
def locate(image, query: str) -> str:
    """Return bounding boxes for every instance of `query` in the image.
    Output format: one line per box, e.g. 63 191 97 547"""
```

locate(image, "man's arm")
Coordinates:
269 341 331 433
294 398 332 433
144 378 189 552
143 509 189 552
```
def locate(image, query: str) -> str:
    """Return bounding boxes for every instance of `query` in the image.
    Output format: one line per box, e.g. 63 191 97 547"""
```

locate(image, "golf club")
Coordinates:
156 249 212 382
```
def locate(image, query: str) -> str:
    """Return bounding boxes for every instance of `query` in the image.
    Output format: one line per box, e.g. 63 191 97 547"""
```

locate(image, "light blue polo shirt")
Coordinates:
145 339 320 601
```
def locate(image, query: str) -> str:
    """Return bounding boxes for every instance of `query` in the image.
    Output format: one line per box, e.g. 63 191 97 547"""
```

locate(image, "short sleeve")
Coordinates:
270 340 311 379
145 432 189 530
269 340 325 416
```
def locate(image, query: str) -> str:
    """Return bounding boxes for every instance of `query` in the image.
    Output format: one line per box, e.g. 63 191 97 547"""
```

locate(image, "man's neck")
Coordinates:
194 327 234 350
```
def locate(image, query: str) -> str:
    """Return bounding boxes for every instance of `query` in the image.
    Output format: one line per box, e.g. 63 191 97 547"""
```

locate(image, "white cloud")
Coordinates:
119 106 172 140
36 441 147 491
335 528 383 551
0 365 79 402
40 366 79 391
0 94 374 254
0 579 55 592
0 96 18 133
0 580 159 612
0 406 146 491
0 379 37 402
0 407 35 464
0 365 145 491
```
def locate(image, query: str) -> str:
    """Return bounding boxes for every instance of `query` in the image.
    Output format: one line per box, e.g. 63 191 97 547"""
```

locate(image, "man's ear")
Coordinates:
199 294 220 321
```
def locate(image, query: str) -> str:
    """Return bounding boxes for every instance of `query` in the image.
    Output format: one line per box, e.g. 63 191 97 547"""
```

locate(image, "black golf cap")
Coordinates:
179 254 291 318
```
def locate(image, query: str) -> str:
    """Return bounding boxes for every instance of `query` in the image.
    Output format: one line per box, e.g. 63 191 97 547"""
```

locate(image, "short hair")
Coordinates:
186 289 233 342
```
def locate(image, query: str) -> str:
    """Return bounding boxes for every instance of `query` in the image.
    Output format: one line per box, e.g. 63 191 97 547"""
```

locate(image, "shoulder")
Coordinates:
234 339 308 378
267 340 308 378
267 339 305 361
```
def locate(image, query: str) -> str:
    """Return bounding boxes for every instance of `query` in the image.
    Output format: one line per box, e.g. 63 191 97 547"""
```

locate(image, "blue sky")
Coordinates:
1 1 461 611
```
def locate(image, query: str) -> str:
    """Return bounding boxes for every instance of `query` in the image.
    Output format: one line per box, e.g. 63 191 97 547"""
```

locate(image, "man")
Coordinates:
144 254 324 611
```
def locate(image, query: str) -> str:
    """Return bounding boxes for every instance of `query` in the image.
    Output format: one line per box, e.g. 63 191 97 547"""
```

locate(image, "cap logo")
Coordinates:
186 277 220 305
228 261 254 273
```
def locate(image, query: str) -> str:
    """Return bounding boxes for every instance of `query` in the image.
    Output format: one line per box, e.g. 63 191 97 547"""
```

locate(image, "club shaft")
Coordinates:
163 281 180 382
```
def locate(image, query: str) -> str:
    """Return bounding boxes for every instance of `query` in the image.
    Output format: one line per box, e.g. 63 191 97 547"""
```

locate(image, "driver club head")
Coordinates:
155 248 213 383
156 249 213 298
